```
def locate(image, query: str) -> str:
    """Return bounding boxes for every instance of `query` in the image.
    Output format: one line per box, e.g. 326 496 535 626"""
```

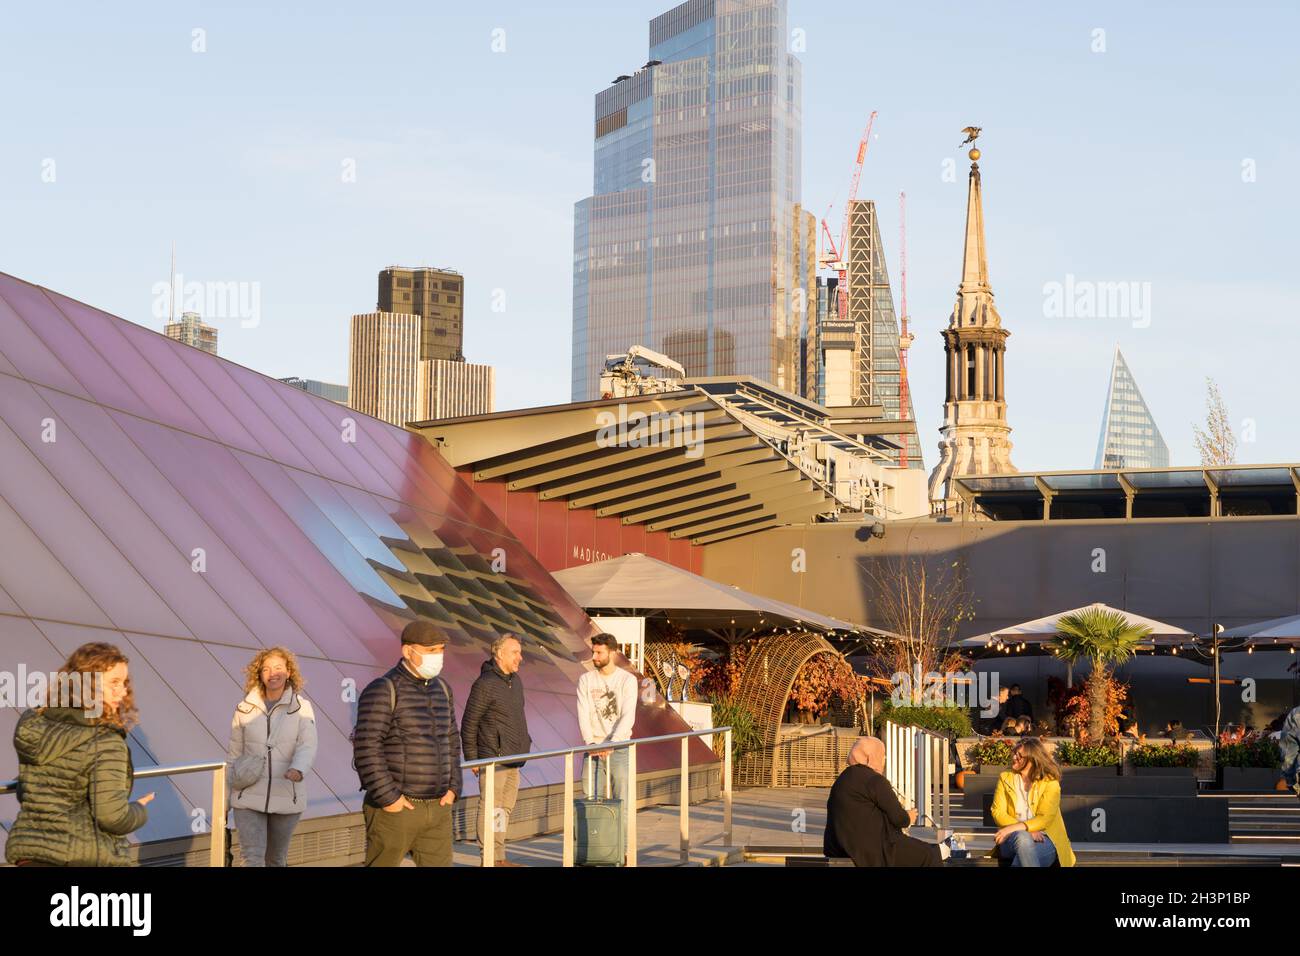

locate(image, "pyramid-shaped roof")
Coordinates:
0 271 708 854
1094 347 1169 469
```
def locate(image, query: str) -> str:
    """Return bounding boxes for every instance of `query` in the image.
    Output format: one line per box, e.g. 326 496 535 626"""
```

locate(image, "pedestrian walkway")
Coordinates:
444 787 1300 867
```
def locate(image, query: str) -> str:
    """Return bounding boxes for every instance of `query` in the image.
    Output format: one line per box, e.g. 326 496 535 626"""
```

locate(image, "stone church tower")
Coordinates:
928 142 1016 511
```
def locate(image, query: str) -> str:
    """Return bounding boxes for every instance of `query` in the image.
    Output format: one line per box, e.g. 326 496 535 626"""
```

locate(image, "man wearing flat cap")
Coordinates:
353 620 463 866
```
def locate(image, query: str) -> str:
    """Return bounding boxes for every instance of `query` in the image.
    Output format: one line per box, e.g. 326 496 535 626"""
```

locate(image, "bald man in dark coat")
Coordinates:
823 737 944 867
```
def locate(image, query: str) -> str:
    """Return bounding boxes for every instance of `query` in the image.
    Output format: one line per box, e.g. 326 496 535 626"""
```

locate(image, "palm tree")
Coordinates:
1049 607 1150 743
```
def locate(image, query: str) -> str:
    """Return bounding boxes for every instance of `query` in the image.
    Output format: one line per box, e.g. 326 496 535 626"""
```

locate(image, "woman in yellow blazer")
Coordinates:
990 737 1076 867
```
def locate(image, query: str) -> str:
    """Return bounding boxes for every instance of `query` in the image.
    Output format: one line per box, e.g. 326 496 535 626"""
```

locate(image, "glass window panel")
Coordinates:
224 367 356 484
0 278 92 398
108 415 341 660
169 345 316 471
271 382 397 497
35 388 263 648
0 491 111 627
107 317 268 455
236 454 407 613
0 376 196 637
0 407 189 636
44 291 213 437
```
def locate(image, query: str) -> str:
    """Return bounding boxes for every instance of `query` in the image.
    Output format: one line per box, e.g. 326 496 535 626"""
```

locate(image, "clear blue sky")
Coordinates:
1 0 1295 470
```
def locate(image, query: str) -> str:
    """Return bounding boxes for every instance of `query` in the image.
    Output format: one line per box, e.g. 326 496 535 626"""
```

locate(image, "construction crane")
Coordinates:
819 111 878 323
897 191 916 467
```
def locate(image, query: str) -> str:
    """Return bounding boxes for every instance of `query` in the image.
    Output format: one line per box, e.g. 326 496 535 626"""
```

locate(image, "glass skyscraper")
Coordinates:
572 0 816 400
1094 347 1169 469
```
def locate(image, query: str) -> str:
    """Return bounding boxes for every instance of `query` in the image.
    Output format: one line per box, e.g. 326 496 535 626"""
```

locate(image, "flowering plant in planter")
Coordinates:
964 739 1013 768
1216 732 1281 769
1125 742 1200 768
1054 739 1121 767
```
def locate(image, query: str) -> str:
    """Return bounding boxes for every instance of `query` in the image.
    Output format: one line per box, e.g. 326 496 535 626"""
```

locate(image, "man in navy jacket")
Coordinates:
353 620 463 866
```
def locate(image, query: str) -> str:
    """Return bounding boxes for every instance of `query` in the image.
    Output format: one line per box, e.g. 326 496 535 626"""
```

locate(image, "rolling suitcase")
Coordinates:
575 755 624 866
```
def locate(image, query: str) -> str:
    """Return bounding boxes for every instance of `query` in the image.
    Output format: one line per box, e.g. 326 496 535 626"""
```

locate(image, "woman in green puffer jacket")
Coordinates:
5 642 154 866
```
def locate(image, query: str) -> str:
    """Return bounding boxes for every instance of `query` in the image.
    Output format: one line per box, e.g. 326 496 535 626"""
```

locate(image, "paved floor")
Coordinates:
442 786 1300 867
448 787 829 866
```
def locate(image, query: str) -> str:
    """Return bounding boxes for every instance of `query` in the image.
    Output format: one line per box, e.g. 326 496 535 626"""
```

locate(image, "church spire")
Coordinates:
959 157 990 295
952 146 1002 328
928 131 1016 513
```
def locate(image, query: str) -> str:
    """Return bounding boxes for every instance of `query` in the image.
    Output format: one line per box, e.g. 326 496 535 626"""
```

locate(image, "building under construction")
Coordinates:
809 199 922 470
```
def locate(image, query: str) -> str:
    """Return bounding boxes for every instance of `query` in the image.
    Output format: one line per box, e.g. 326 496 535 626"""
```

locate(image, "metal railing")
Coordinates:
462 726 732 867
883 721 951 830
2 760 229 867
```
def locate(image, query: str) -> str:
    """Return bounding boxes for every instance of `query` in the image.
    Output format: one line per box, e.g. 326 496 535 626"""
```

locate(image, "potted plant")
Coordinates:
1217 731 1282 791
1048 607 1147 744
964 738 1012 776
1125 741 1200 777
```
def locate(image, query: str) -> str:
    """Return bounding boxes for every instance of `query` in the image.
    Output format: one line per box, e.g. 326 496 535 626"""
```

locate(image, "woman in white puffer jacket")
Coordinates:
225 647 318 866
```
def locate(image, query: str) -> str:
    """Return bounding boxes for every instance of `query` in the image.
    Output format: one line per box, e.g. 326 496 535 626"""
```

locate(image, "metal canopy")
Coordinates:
954 463 1300 521
410 387 853 545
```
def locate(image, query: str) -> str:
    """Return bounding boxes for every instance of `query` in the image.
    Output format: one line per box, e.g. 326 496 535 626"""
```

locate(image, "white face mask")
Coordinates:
411 651 444 680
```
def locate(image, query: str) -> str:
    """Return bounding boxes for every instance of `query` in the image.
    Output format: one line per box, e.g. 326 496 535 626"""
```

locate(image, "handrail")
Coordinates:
462 725 734 868
883 721 951 831
2 760 229 867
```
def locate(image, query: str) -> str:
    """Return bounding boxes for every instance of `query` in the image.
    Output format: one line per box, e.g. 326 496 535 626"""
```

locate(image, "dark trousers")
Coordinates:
889 832 944 867
363 800 453 867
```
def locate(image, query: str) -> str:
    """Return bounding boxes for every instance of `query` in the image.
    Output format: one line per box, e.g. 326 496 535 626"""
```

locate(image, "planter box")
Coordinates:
1130 766 1197 778
1219 767 1282 791
976 764 1010 776
1060 765 1119 777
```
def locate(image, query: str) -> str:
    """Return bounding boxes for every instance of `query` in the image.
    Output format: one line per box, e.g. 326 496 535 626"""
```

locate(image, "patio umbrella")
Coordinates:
1219 613 1300 646
958 602 1194 685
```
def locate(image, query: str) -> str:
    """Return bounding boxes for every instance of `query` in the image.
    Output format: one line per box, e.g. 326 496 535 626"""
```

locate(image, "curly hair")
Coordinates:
57 642 139 730
242 646 305 696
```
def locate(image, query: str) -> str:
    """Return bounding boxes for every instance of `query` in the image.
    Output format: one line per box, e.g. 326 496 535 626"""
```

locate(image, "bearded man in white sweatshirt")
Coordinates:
576 632 639 852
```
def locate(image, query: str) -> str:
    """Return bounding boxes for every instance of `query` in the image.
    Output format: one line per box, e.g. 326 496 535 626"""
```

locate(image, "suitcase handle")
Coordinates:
586 752 612 799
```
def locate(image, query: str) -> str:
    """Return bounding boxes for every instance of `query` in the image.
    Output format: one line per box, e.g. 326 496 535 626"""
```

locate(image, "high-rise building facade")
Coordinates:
348 314 493 427
572 0 817 400
928 145 1016 510
163 310 218 355
838 200 922 469
377 266 464 362
348 311 426 427
1094 347 1169 469
424 358 494 421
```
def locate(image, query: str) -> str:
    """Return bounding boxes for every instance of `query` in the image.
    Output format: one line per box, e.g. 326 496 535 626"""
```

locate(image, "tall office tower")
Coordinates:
278 377 349 405
928 144 1016 511
348 312 426 427
349 312 494 428
572 0 817 400
163 310 218 356
1094 347 1169 469
840 200 922 469
377 266 464 362
424 359 495 420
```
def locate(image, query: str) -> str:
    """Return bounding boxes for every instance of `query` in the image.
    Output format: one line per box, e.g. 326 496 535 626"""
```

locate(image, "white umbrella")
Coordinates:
959 602 1194 687
1219 613 1300 644
960 602 1193 648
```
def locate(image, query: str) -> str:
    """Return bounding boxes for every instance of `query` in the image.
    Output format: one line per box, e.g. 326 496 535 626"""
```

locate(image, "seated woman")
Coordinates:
1000 717 1021 737
990 738 1076 867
